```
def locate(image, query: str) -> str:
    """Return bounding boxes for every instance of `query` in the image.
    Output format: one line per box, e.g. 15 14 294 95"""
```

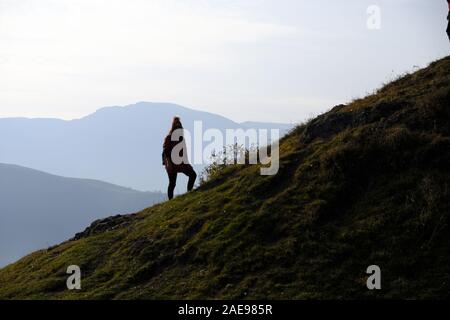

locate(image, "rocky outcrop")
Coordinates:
72 213 141 240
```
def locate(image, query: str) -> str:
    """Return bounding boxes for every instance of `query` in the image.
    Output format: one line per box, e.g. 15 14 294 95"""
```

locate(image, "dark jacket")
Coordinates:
162 133 184 166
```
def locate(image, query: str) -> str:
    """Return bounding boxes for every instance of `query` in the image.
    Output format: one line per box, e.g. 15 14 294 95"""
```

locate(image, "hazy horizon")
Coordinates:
0 101 294 124
1 0 449 123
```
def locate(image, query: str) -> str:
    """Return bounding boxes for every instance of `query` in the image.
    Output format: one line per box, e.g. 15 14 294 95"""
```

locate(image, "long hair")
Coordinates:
169 116 183 135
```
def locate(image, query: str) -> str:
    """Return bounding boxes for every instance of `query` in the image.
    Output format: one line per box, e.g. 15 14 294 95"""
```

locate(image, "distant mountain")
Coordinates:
0 102 293 192
0 163 165 267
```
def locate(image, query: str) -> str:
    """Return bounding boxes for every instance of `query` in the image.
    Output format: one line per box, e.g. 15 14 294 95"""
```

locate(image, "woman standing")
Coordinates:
162 117 197 200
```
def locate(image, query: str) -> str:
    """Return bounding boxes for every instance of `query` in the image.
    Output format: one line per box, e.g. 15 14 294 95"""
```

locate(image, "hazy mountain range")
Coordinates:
0 163 165 267
0 103 292 267
0 102 293 192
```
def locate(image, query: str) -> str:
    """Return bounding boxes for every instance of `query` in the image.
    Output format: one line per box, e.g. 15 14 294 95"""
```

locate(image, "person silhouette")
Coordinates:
162 117 197 200
447 0 450 42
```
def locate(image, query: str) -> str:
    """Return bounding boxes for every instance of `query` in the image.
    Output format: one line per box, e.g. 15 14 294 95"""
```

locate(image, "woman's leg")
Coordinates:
180 164 197 192
167 171 177 200
187 169 197 192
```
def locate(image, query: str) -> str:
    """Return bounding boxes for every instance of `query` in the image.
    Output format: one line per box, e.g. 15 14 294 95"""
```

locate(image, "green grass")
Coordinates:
1 57 449 299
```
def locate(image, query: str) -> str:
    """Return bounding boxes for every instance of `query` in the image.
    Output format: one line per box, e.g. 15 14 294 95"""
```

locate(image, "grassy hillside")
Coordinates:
0 57 449 299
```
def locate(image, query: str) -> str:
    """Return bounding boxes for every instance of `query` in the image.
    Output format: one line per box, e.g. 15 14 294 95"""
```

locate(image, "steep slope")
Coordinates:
0 103 293 192
0 164 165 267
0 57 449 299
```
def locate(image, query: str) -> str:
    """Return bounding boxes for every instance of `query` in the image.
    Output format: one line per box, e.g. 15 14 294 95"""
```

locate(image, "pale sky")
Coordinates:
0 0 448 123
